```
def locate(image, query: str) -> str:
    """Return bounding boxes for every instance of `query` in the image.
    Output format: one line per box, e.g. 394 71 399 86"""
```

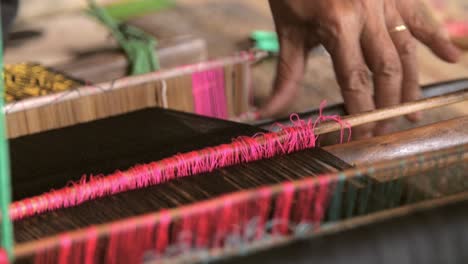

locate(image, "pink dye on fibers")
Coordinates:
10 101 350 221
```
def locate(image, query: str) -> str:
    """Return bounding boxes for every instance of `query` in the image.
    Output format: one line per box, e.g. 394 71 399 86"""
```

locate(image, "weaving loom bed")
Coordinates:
0 95 467 263
0 52 467 263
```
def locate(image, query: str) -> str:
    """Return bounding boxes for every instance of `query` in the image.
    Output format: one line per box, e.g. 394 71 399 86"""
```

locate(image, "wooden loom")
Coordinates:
5 52 262 139
0 72 465 263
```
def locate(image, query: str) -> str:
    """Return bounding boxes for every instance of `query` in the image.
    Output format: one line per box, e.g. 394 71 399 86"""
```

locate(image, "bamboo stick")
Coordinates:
313 89 468 136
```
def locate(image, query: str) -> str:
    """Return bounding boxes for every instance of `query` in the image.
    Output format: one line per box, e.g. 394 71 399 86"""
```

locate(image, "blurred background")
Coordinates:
3 0 468 127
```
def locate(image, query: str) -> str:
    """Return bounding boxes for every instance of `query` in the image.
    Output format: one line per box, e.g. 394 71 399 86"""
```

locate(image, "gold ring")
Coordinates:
390 24 408 33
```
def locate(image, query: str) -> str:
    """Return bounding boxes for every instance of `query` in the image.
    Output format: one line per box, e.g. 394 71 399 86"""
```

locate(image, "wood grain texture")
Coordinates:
325 116 468 165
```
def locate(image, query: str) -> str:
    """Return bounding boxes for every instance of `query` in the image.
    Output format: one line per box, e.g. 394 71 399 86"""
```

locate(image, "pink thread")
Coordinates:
191 67 228 119
293 178 316 223
9 101 349 221
125 219 141 263
313 177 332 225
107 217 156 264
273 183 295 235
156 211 171 253
176 212 194 249
0 249 8 264
446 21 468 38
106 223 120 264
214 199 233 247
105 219 149 264
84 228 98 264
255 187 272 239
34 248 47 264
314 100 351 144
32 173 340 263
58 235 72 264
195 208 212 248
139 216 157 259
228 199 242 241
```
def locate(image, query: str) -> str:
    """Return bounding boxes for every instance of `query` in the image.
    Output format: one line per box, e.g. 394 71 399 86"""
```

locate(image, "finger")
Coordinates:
259 2 311 118
399 1 461 63
361 3 402 136
386 7 422 122
318 16 375 139
258 31 309 118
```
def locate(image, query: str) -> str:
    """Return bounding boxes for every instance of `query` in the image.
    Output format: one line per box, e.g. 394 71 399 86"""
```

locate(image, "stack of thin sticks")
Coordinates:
5 52 260 139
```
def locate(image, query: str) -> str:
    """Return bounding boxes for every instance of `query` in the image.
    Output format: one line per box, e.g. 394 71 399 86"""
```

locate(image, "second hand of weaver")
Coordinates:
251 0 461 139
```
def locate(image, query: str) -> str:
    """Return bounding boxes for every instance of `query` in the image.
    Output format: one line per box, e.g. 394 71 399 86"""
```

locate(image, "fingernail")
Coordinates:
440 26 462 62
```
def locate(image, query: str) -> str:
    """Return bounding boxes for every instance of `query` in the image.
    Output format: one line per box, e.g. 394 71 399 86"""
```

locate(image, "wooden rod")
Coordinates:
324 116 468 165
243 89 468 159
313 89 468 136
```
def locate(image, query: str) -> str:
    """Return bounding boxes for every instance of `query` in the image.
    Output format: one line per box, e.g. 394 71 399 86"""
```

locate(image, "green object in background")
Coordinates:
0 10 15 261
88 0 160 76
104 0 175 21
251 30 279 53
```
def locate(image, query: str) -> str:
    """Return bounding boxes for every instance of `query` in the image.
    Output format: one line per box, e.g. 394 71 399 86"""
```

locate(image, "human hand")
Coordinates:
261 0 461 139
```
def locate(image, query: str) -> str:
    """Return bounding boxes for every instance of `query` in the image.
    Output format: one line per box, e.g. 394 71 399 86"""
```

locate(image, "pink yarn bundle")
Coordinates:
10 101 350 221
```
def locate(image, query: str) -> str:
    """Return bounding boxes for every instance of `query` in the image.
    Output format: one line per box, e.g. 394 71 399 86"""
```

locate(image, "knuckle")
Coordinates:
278 57 294 75
326 14 346 34
340 67 370 92
398 39 417 57
376 55 402 78
409 14 425 32
408 7 443 42
321 8 359 39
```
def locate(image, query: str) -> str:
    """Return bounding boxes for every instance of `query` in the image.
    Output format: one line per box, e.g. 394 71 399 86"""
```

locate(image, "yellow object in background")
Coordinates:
4 63 83 103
